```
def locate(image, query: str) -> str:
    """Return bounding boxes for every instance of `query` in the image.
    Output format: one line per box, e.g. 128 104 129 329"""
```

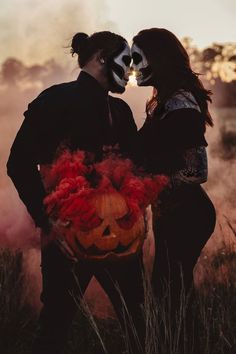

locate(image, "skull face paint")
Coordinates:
131 43 152 86
108 42 131 93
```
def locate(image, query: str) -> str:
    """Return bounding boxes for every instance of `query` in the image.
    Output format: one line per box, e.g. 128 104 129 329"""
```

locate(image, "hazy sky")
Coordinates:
108 0 236 46
0 0 235 65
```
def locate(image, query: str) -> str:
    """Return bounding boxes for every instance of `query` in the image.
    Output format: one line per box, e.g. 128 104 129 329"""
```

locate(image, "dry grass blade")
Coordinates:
70 268 108 354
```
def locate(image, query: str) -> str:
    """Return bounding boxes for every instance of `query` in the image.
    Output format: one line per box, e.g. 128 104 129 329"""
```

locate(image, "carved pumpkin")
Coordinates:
58 191 145 261
42 149 169 261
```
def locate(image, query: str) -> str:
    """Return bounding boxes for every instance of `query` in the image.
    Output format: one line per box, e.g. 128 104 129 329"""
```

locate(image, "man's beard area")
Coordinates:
105 43 130 94
106 61 126 94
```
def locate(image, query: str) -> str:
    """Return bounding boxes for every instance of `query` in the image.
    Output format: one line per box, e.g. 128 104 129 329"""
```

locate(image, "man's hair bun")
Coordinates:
71 33 89 55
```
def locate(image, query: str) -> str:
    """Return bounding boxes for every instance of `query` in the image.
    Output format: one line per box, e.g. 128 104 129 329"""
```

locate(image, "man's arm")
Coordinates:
7 101 51 233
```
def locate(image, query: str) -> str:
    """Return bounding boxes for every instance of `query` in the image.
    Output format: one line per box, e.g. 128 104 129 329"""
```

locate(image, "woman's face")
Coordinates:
131 43 153 86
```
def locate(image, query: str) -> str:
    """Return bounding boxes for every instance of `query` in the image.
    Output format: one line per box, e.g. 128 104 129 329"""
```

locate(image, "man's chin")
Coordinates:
110 84 126 94
136 81 145 87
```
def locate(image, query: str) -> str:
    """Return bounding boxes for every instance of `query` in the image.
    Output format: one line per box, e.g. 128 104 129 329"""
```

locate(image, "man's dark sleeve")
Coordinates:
117 99 138 158
7 99 50 232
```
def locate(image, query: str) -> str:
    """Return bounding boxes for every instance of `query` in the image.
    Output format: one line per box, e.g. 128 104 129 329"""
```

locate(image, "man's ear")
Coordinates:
95 50 106 65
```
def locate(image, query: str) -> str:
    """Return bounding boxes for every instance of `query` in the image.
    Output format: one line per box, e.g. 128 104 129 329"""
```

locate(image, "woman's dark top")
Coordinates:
137 90 210 214
7 71 137 230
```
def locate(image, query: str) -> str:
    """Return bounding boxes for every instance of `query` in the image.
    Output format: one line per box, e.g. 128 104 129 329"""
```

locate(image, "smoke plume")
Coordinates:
0 0 118 65
0 37 236 316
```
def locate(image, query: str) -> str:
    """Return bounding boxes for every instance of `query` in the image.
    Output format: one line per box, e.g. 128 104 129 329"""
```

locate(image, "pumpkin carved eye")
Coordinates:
116 210 136 230
79 216 103 232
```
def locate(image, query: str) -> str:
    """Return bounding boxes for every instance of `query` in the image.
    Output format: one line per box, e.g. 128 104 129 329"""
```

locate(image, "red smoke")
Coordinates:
43 150 169 231
0 51 235 318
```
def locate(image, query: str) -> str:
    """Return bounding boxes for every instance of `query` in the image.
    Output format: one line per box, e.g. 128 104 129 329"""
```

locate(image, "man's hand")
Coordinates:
41 219 78 262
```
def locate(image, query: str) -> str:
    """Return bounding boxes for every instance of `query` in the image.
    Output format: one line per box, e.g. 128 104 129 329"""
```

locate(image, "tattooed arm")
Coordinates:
171 146 208 186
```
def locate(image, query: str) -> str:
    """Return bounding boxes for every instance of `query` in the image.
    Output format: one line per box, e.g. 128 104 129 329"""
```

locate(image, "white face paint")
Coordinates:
111 43 131 88
131 43 152 85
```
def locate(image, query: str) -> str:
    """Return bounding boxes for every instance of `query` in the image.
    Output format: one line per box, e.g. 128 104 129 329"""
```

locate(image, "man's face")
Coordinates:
107 42 132 94
131 43 152 86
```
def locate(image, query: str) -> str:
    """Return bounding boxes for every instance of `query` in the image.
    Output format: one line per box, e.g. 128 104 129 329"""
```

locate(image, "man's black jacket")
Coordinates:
7 71 137 230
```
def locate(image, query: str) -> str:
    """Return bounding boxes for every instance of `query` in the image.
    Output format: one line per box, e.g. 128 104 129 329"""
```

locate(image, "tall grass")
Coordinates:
142 274 192 354
0 249 37 354
1 228 236 354
71 242 236 354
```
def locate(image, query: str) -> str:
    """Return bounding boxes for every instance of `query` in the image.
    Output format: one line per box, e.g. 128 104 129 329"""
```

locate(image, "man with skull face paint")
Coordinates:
131 28 216 351
7 31 145 354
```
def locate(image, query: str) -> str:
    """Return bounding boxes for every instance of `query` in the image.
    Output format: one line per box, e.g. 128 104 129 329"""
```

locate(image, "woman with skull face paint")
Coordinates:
132 28 216 349
7 31 145 354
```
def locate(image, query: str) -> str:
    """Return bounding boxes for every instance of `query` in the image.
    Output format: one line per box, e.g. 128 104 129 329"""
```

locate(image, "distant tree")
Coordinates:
0 58 26 86
182 40 236 107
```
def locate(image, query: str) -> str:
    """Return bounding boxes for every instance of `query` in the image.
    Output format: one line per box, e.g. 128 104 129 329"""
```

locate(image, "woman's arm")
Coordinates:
171 146 208 186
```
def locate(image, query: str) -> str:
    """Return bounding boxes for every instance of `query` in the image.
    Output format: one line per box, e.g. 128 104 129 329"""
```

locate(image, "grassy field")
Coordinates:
1 230 236 354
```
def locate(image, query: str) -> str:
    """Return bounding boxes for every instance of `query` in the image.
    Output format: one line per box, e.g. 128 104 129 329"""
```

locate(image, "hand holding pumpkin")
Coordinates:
41 218 77 262
52 219 78 262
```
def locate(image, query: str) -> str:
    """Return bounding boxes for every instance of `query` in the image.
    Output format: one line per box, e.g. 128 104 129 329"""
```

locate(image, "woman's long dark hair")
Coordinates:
133 28 213 126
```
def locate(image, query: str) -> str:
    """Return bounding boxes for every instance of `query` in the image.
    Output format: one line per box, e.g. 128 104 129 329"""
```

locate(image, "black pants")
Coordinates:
31 244 145 354
151 186 216 352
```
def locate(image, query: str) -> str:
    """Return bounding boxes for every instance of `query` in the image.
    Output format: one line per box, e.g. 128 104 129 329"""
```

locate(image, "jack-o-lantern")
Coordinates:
59 192 145 261
42 149 169 261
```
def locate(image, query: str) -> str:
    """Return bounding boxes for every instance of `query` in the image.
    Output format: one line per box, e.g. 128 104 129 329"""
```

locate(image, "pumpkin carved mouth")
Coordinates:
74 237 141 260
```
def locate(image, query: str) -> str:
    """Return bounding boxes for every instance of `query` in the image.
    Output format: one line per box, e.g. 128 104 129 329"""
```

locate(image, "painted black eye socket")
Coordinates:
132 52 142 65
122 55 131 65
